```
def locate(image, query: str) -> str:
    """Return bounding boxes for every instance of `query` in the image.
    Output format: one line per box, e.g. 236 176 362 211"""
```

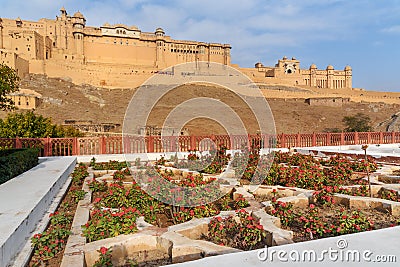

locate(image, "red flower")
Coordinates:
33 233 42 239
100 246 108 255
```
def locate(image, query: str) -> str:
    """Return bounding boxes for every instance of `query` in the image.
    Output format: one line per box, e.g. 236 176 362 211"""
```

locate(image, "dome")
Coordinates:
344 65 352 70
73 11 84 19
155 27 165 34
282 56 288 60
326 65 334 70
60 6 66 12
310 64 317 69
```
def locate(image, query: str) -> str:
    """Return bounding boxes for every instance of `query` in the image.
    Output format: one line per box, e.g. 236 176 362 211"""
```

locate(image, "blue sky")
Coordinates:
1 0 400 91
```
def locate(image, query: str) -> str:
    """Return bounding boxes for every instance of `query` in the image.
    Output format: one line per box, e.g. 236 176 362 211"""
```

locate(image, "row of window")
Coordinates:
169 49 224 55
171 49 200 54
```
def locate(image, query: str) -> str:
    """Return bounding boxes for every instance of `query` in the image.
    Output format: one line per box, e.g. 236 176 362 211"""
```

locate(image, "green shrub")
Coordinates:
0 148 39 184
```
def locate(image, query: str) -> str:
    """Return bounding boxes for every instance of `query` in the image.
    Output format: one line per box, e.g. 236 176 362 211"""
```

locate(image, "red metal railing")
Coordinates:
1 132 399 157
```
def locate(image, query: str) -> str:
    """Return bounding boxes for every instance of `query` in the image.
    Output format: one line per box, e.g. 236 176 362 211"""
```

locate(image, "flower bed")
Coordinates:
74 150 400 266
83 164 249 242
256 188 400 243
233 150 377 189
29 164 89 267
89 158 128 171
203 209 267 250
281 203 399 243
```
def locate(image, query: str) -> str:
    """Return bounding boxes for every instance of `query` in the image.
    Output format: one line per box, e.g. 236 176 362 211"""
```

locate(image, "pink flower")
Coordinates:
100 246 108 255
309 204 315 209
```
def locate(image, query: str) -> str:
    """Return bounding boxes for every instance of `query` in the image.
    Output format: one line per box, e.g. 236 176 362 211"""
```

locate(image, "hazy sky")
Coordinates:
1 0 399 91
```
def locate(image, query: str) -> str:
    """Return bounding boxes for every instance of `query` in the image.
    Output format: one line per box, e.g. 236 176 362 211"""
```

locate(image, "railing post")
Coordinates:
15 137 22 149
392 131 396 144
340 132 345 146
280 133 286 148
72 137 78 155
367 132 371 144
327 132 331 146
100 136 106 154
312 132 316 147
296 133 301 147
44 137 51 156
190 135 196 151
379 132 383 144
147 136 154 153
354 132 359 145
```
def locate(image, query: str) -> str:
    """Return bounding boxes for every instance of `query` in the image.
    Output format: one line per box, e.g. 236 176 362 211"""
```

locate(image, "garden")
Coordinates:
29 145 400 266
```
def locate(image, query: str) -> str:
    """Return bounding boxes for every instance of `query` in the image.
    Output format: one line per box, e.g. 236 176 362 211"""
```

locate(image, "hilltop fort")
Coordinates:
1 7 351 89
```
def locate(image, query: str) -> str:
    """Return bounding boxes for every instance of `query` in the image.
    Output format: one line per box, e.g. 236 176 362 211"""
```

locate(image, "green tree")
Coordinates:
0 64 20 111
0 111 83 138
342 113 373 132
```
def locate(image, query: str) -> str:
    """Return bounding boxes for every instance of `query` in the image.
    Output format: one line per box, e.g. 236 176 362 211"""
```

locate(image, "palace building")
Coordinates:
0 8 351 89
237 56 352 89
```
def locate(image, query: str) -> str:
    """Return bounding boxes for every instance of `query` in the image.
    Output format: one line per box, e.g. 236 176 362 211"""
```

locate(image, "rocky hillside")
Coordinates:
0 74 398 135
